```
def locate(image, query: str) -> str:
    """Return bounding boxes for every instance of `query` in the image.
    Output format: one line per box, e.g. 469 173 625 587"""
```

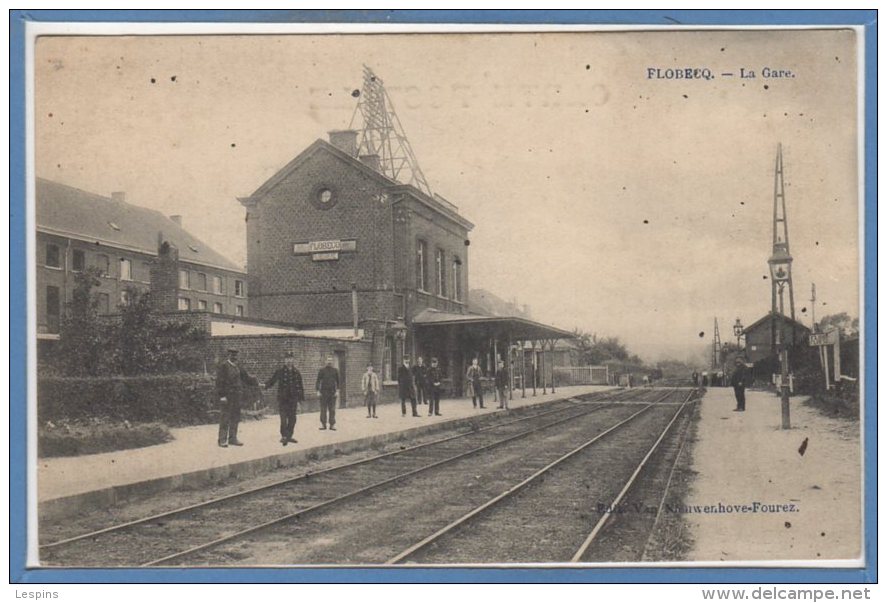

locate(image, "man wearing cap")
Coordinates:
412 356 428 407
216 348 259 447
266 351 305 446
495 359 510 410
361 363 381 419
315 356 340 430
427 357 444 417
730 357 749 412
397 357 419 417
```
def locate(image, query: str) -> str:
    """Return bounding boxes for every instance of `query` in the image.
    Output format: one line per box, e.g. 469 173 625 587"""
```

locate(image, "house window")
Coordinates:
436 249 447 297
97 292 110 314
383 335 395 381
179 269 190 289
416 240 428 292
178 297 191 311
235 280 245 297
452 257 463 302
119 290 131 306
141 262 151 282
45 243 60 268
196 273 207 291
72 249 86 272
46 285 60 318
120 258 133 281
213 275 224 295
235 305 244 317
197 299 207 311
213 302 223 314
95 254 110 277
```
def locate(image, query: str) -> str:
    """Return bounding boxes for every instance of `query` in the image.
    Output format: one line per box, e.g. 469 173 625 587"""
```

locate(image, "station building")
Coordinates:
741 312 812 364
239 130 572 396
35 134 575 406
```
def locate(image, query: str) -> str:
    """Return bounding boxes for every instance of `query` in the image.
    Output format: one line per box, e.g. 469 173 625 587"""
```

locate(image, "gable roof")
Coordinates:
743 311 812 335
240 138 474 230
36 178 244 273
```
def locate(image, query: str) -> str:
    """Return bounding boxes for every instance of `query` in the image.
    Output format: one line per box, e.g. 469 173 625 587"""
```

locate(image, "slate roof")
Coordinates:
742 311 812 335
36 178 244 273
239 139 474 230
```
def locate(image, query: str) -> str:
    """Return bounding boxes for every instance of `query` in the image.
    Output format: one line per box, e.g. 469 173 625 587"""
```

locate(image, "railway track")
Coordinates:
41 388 665 567
386 388 697 564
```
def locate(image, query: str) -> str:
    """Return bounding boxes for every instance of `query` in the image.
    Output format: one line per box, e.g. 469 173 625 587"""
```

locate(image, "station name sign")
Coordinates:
293 239 357 261
808 329 839 347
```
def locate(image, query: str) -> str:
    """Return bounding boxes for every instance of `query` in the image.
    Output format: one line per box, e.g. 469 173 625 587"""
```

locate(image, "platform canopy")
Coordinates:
412 309 574 343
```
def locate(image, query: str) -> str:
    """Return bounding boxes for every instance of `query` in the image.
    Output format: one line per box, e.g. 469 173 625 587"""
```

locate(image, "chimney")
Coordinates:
111 191 126 203
170 215 183 227
359 154 381 172
328 130 359 156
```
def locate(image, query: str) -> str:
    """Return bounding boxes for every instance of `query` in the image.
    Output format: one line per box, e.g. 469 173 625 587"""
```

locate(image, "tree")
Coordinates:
54 267 108 376
109 287 207 375
571 328 633 365
818 312 859 337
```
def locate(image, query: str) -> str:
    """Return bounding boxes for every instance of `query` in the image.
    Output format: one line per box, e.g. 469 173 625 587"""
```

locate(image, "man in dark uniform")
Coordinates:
216 348 258 447
466 357 485 408
398 357 419 417
731 357 749 412
266 351 304 446
495 359 510 409
427 357 444 416
315 356 340 431
412 356 428 406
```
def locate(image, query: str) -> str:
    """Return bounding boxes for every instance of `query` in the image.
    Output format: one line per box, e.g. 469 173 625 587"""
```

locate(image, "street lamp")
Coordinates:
768 244 792 430
733 318 744 349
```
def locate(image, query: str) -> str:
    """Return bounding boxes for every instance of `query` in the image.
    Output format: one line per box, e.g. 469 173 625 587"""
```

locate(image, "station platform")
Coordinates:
687 387 861 563
38 385 615 521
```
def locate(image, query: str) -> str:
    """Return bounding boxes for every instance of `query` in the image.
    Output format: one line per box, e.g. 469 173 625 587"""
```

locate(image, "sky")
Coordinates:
34 29 861 362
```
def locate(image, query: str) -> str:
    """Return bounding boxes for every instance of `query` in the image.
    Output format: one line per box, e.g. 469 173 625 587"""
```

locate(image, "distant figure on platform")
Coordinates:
701 372 709 387
495 360 510 410
361 363 381 419
427 357 444 416
412 356 428 406
266 351 305 446
731 357 749 412
692 371 699 386
466 358 485 409
398 357 419 417
216 348 258 448
315 356 340 431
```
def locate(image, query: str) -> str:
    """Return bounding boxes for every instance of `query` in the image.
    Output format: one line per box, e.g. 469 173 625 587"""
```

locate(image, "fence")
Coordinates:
553 365 609 386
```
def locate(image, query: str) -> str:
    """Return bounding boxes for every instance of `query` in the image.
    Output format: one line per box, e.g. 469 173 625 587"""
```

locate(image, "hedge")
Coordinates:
38 421 173 458
37 373 250 427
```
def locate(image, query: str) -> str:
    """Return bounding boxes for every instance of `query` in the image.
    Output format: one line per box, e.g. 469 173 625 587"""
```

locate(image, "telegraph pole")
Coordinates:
767 143 794 430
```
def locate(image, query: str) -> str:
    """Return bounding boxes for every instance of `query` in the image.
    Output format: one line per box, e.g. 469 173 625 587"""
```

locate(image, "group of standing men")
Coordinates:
215 348 514 449
215 348 342 448
396 356 445 417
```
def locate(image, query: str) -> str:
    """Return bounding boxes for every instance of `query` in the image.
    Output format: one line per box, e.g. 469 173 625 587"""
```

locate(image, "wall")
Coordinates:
36 231 152 334
745 317 811 363
244 144 398 325
205 333 394 410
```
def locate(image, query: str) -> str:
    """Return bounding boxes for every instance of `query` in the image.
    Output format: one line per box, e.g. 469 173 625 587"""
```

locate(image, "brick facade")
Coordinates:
239 135 474 379
205 333 399 411
36 178 249 341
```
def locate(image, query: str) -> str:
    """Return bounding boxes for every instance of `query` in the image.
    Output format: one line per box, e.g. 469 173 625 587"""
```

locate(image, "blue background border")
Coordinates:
9 9 877 584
